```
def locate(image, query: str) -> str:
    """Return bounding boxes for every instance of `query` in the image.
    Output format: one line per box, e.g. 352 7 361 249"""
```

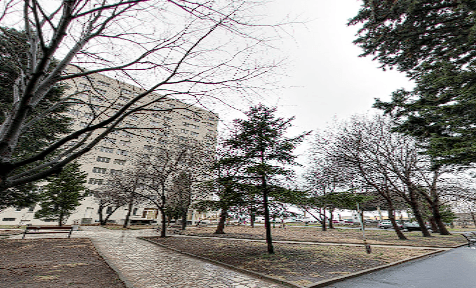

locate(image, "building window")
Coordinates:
121 89 132 95
15 207 22 211
2 218 16 221
97 80 110 87
110 169 122 176
96 156 111 163
89 178 104 185
106 207 113 214
96 88 107 95
104 137 116 144
116 149 128 156
78 83 90 90
91 95 104 102
99 146 114 153
133 208 138 216
143 145 154 151
68 108 81 116
114 159 126 165
92 167 107 174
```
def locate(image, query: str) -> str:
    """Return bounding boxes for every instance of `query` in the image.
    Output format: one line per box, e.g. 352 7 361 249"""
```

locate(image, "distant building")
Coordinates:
0 69 218 226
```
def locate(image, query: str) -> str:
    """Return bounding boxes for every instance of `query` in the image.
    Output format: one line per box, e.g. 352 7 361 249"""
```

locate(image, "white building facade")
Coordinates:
0 69 218 226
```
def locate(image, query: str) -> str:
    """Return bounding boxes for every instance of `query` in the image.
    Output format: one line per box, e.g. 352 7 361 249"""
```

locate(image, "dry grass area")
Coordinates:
146 236 435 287
179 226 467 248
0 238 125 288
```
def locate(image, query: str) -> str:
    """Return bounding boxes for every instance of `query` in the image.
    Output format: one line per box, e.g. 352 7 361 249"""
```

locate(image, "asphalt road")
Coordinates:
322 245 476 288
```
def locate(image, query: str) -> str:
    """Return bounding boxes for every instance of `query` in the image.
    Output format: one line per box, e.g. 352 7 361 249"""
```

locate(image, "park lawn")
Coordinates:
179 226 467 248
146 236 436 287
0 238 125 288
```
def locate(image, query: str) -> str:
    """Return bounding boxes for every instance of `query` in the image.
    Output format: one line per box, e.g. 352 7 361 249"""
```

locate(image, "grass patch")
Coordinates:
145 236 436 286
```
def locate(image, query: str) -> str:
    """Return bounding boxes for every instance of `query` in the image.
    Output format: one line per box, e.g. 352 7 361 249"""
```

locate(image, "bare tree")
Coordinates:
0 0 284 195
135 136 212 237
309 115 456 239
97 167 145 228
94 185 127 226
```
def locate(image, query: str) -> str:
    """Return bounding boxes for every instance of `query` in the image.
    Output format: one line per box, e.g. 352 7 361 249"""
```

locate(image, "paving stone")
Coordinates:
12 227 284 288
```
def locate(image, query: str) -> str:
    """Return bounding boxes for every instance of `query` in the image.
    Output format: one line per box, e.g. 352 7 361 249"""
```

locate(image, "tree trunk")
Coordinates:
159 207 167 237
98 205 105 226
387 206 407 240
250 209 255 228
215 209 228 234
181 208 187 230
123 201 133 228
328 207 335 229
321 208 327 231
103 207 119 226
262 178 274 254
409 200 431 237
430 201 450 235
58 212 63 227
429 216 438 233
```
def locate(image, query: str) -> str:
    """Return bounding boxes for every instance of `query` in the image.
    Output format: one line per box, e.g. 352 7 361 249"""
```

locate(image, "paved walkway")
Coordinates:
322 245 476 288
12 227 283 288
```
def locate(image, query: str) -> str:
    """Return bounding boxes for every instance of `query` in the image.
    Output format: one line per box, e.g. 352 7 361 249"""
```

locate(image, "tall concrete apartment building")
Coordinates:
0 69 218 226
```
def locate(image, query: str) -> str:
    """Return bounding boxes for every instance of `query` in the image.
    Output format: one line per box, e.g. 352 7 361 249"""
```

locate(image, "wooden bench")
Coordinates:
22 226 73 239
461 233 476 247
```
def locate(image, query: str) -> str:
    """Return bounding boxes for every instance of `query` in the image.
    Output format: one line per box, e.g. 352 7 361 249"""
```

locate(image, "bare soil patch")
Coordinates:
179 226 466 248
146 236 435 287
0 238 126 288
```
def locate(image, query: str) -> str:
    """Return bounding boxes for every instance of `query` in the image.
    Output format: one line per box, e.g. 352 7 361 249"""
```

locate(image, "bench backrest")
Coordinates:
26 226 72 230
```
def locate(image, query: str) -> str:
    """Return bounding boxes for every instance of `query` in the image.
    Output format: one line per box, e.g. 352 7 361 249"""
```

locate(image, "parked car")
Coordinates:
403 222 431 231
378 221 404 229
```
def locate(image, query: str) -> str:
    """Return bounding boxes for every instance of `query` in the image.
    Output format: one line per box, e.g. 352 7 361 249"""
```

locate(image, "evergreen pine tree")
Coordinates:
35 162 88 226
226 104 309 254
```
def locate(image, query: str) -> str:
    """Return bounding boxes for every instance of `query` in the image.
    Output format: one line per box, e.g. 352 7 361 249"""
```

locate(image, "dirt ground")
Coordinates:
179 225 467 247
0 238 126 288
146 236 435 287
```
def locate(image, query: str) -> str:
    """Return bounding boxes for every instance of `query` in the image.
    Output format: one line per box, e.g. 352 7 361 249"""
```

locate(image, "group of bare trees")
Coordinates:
94 135 212 235
0 0 283 202
307 115 455 238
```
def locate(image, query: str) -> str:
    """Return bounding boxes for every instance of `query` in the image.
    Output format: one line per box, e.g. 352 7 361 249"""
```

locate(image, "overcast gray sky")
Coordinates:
217 0 414 140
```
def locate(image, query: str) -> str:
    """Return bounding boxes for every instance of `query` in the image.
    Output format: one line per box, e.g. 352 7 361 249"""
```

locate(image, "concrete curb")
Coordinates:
138 236 300 288
304 248 446 288
88 237 135 288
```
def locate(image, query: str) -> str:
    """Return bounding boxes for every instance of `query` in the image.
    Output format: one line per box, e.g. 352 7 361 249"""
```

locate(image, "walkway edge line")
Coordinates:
305 248 446 288
138 236 300 288
89 237 135 288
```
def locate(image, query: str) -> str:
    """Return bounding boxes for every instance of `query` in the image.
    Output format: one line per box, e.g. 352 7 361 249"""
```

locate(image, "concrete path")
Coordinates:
322 245 476 288
12 227 283 288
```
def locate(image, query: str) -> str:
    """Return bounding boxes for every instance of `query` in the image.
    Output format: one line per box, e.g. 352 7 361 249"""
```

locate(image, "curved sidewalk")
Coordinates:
321 245 476 288
13 226 283 288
